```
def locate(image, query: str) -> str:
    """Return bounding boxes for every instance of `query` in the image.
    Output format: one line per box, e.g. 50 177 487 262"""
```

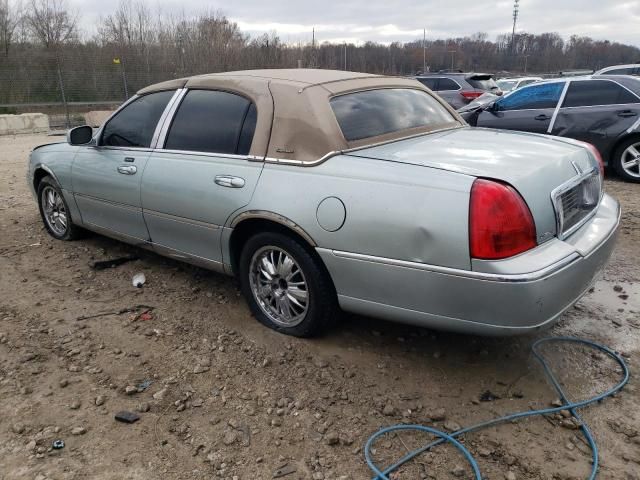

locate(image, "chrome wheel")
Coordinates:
249 246 309 327
620 142 640 179
41 186 68 236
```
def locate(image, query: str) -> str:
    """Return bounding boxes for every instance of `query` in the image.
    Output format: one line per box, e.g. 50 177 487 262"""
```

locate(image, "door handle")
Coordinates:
117 165 137 175
617 110 637 118
534 114 551 121
215 175 245 188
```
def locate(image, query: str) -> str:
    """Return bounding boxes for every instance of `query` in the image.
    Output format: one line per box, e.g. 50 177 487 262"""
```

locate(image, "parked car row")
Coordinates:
459 75 640 182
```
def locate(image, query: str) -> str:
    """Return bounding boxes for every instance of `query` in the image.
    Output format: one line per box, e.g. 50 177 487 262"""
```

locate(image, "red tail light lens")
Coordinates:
460 90 483 100
469 179 537 259
582 142 605 178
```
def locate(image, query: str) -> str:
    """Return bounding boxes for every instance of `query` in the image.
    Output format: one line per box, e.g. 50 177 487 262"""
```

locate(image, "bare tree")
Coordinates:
0 0 22 56
24 0 77 49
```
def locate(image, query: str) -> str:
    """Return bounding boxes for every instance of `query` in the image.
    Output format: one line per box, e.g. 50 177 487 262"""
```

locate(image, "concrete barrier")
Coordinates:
0 113 49 135
84 110 114 128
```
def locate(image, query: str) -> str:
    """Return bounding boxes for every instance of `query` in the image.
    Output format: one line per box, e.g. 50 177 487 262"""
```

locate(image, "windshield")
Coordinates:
497 80 518 91
330 88 456 142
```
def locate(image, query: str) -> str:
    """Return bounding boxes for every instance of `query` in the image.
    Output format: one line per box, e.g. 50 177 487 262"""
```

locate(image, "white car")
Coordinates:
496 76 543 93
594 64 640 76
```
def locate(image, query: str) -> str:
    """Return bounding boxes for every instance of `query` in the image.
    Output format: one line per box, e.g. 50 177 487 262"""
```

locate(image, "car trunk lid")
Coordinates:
347 127 601 243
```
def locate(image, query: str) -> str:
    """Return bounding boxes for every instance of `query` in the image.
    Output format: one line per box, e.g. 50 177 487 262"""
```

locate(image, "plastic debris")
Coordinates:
115 411 140 424
91 255 138 271
137 379 153 391
132 273 146 288
273 463 296 478
52 439 65 449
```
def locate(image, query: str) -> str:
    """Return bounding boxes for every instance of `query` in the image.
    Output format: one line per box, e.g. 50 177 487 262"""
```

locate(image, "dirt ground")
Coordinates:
1 134 639 480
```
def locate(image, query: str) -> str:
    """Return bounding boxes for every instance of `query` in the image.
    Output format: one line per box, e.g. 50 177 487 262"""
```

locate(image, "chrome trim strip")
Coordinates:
144 209 221 230
262 125 465 167
150 89 185 149
325 249 581 283
152 243 227 275
550 166 600 240
155 88 188 148
229 210 317 247
548 80 570 133
156 148 261 162
74 193 141 213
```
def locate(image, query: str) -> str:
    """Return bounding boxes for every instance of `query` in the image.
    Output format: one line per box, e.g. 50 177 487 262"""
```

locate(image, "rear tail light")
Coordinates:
469 179 537 260
460 90 483 100
582 142 605 179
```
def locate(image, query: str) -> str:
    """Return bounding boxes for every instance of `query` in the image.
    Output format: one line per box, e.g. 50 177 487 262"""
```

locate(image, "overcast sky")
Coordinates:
73 0 640 47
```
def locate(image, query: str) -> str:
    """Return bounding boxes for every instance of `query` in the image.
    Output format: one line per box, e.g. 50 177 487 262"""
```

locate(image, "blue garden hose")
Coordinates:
365 337 630 480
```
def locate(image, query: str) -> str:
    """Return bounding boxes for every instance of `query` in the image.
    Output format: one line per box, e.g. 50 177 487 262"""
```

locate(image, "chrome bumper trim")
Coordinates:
328 250 581 283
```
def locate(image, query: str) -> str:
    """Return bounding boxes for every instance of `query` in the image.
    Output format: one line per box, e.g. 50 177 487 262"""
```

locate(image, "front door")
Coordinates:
72 90 176 241
476 81 566 135
141 89 262 266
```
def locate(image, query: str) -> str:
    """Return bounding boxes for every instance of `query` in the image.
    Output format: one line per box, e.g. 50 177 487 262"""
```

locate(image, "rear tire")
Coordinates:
37 176 82 240
238 231 338 337
612 137 640 183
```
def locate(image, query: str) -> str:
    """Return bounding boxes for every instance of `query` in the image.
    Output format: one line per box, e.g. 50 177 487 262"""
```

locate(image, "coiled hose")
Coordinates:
365 337 630 480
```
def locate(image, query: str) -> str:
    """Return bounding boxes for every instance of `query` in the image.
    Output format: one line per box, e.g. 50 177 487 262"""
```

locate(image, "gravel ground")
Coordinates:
1 134 639 480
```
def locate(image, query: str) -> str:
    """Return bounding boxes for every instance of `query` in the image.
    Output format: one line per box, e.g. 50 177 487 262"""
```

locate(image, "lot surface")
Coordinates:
0 134 639 480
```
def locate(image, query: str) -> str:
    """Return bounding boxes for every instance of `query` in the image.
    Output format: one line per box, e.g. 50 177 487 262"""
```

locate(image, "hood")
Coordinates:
348 126 599 242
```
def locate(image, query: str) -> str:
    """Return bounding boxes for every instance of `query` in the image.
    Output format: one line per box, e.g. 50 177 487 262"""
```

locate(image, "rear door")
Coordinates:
550 79 640 154
475 81 566 134
72 90 176 240
141 89 262 266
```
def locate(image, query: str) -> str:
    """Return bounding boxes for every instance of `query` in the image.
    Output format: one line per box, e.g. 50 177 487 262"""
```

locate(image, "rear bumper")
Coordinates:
317 194 620 335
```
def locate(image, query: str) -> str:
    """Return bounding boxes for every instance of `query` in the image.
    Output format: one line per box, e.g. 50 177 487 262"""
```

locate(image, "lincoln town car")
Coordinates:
28 69 620 337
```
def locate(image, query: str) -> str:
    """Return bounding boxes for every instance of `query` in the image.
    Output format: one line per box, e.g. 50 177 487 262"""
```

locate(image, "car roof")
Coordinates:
596 64 640 73
498 77 543 81
137 69 464 163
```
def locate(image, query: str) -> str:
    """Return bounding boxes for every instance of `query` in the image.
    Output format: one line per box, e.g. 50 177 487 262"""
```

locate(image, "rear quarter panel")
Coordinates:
226 155 475 270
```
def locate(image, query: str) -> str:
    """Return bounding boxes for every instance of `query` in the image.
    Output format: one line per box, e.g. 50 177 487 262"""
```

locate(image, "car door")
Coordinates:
550 79 640 154
72 90 177 241
141 89 262 267
476 81 566 134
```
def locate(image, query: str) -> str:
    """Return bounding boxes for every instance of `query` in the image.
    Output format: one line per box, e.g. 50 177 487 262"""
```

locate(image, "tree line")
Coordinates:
1 0 639 105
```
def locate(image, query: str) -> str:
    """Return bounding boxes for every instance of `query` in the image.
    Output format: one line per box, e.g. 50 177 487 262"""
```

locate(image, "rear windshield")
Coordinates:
467 75 499 91
330 88 455 142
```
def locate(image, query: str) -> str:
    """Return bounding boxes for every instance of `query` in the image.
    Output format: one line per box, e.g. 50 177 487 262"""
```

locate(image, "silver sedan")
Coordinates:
28 69 620 337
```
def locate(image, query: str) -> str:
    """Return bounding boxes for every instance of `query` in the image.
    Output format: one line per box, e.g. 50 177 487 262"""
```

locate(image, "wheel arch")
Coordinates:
227 212 320 277
32 165 60 191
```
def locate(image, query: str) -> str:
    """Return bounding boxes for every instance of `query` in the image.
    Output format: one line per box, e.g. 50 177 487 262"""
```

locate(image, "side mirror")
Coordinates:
67 125 94 146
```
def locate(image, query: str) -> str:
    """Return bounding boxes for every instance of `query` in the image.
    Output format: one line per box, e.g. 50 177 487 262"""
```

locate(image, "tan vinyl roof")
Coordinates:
137 69 464 163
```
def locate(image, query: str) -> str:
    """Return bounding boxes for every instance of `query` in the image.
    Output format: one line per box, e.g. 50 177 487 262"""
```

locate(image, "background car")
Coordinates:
462 75 640 182
595 64 640 76
497 76 543 92
28 69 618 337
413 72 502 109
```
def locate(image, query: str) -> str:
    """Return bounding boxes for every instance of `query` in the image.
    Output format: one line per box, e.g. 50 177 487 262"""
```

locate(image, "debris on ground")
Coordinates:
115 411 141 424
132 272 146 288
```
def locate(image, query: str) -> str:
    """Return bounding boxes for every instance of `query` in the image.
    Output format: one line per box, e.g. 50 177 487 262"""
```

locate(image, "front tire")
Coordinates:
37 176 82 240
612 138 640 183
238 232 338 337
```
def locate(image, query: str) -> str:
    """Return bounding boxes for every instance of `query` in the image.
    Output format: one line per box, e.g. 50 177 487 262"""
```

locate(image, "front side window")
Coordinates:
562 80 639 108
102 90 175 148
164 90 255 155
330 88 456 142
495 82 564 111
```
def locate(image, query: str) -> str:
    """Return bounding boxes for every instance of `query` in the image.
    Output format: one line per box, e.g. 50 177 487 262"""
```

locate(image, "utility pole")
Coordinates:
511 0 520 54
423 29 426 74
343 43 347 70
523 54 529 74
448 49 456 70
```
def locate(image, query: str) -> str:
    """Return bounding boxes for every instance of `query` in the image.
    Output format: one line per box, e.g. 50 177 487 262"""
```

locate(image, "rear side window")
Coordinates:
467 76 498 90
102 90 174 148
165 90 256 155
603 67 634 75
496 82 564 111
562 80 639 107
437 78 460 90
417 78 438 90
330 88 455 142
